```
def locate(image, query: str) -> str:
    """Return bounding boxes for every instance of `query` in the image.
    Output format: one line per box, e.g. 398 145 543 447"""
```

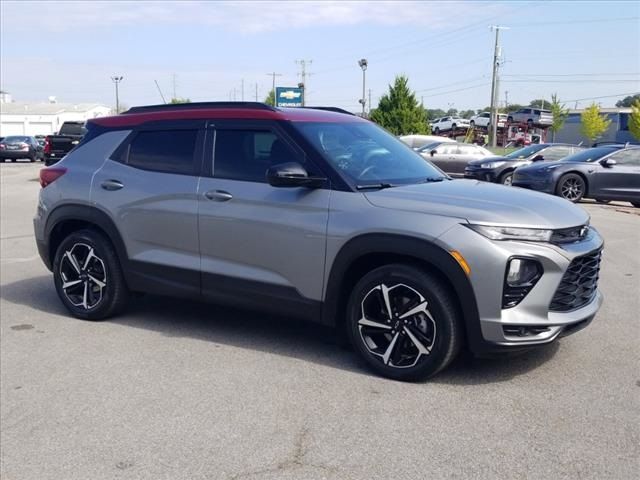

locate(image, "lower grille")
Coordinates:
550 249 602 312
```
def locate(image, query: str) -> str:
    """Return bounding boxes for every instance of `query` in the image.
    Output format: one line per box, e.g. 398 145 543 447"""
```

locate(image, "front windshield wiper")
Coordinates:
356 182 396 190
419 177 447 183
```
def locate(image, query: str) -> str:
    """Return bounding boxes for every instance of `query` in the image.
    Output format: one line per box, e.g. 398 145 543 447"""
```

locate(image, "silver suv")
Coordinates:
34 102 604 381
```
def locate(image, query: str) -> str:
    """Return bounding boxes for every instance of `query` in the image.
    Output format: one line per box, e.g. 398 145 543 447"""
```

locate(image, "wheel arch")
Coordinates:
322 233 482 351
45 204 129 273
557 170 590 196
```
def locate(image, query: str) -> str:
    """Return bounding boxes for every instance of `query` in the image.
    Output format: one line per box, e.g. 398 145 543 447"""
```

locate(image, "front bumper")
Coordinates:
437 223 604 353
0 150 32 159
464 166 499 183
512 173 556 194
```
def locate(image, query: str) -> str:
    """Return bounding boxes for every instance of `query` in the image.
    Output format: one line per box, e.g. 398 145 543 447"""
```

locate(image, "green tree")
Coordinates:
459 109 476 119
529 99 548 109
169 97 191 104
264 89 275 106
629 99 640 140
369 75 429 135
615 94 640 108
580 103 612 143
425 108 446 120
549 93 569 142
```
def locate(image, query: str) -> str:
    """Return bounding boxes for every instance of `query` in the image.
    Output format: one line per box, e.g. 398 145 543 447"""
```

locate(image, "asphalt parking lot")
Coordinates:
1 162 638 480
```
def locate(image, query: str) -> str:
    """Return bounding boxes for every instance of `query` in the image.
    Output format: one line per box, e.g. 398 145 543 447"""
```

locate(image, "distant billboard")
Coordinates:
276 87 304 107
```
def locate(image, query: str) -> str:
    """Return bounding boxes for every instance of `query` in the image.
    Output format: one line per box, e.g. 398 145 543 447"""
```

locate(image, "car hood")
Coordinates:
516 160 576 173
363 179 589 228
467 155 509 166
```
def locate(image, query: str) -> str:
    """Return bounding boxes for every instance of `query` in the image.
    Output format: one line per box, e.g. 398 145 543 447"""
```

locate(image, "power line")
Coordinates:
419 82 491 99
504 73 640 77
508 16 639 27
562 92 640 103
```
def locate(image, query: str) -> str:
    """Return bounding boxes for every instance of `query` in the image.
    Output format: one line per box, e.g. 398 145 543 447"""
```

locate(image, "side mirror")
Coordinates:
430 149 437 157
266 162 326 188
602 158 617 168
531 154 544 161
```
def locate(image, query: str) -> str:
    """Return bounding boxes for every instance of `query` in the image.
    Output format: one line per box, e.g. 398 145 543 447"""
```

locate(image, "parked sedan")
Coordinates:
0 136 42 162
418 141 493 176
513 145 640 206
464 143 584 185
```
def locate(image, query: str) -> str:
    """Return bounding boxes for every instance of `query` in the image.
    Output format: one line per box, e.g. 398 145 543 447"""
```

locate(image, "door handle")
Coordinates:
101 179 124 191
204 190 233 202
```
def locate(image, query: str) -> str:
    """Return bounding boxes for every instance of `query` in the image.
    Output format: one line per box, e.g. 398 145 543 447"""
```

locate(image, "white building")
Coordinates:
0 101 112 136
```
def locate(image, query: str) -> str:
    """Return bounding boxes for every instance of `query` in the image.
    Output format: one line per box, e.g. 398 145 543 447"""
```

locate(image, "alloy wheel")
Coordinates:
561 178 583 201
59 243 107 310
357 283 436 368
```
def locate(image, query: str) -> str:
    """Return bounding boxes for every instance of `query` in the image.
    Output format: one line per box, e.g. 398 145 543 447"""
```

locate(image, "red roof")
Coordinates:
91 106 366 128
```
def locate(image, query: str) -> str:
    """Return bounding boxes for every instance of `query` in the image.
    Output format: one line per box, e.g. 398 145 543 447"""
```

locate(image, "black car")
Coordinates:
513 145 640 207
464 143 584 185
0 135 43 162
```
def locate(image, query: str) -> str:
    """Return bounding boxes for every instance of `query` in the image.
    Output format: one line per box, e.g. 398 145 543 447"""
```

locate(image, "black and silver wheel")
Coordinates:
499 171 514 186
53 229 128 320
347 264 462 381
556 173 585 202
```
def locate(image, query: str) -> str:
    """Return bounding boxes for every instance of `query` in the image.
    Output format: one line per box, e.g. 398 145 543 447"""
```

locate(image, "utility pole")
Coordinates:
295 59 313 106
357 58 368 117
266 72 283 105
489 25 508 147
369 89 372 115
255 83 258 102
172 73 177 100
154 80 167 104
233 88 236 101
241 79 244 101
111 76 123 113
504 90 509 110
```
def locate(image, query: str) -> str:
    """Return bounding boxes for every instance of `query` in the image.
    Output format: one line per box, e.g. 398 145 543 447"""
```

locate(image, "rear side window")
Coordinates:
127 130 198 175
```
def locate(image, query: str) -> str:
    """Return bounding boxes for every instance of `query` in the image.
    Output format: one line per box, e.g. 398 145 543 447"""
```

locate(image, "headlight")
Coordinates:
466 224 553 242
480 161 506 168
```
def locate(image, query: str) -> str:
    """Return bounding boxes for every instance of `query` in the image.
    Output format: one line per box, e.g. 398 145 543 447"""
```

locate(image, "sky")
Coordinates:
1 0 639 113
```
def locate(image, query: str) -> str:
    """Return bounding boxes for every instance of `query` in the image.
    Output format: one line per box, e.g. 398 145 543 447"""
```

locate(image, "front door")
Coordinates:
591 149 640 201
197 121 330 319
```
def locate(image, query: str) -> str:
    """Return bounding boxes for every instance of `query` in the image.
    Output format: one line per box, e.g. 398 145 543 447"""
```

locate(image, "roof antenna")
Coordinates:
154 80 167 104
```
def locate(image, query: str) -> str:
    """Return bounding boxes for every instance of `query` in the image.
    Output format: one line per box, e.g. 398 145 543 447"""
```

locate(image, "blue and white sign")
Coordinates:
276 87 304 107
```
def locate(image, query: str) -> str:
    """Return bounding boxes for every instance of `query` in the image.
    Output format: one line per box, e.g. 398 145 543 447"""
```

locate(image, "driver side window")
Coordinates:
608 149 640 166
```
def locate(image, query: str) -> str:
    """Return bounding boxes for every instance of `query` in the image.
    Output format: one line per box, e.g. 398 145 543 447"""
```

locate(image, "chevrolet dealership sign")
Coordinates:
276 87 304 107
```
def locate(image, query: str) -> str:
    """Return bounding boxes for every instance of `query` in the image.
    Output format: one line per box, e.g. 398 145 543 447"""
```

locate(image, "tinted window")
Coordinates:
541 146 573 161
608 149 640 166
214 129 301 183
504 144 547 159
128 129 198 175
3 136 30 143
559 147 620 163
59 123 87 136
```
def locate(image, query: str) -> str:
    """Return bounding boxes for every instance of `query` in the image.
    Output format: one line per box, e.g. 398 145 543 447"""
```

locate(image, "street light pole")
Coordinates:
111 76 123 113
358 58 368 117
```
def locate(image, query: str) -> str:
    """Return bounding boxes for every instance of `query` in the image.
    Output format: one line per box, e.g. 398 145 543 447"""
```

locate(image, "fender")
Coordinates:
44 203 129 271
322 233 484 353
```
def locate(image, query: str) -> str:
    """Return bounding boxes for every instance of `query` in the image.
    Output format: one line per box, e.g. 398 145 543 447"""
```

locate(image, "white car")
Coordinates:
399 134 456 149
430 116 471 134
469 112 507 129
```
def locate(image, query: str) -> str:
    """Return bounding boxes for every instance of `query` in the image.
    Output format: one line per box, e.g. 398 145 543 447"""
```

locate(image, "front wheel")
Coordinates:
499 171 514 186
434 127 440 134
346 264 462 381
556 173 586 202
470 120 475 127
53 229 129 320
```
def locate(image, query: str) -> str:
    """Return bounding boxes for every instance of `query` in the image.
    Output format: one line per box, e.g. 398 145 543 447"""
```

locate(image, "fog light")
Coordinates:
502 258 542 308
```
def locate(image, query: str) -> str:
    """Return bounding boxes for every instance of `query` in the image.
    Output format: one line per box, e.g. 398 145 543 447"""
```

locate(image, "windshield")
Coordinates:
296 122 446 186
60 123 86 136
3 136 30 143
559 146 619 163
504 144 546 159
416 141 444 153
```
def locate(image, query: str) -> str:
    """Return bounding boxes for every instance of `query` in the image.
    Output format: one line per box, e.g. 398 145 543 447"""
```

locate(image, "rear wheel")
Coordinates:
632 202 640 208
499 171 514 186
556 173 586 202
346 264 462 381
52 229 129 320
470 120 475 128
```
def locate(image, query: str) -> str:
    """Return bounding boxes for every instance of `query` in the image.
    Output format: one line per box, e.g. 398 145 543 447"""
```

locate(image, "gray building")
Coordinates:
550 108 634 145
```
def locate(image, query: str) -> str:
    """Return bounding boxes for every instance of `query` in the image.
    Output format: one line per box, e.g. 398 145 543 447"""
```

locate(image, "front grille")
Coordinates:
550 249 602 312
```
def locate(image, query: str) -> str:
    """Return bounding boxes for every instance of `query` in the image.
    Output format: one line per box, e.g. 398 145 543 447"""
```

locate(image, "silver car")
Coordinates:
417 141 494 176
34 102 603 381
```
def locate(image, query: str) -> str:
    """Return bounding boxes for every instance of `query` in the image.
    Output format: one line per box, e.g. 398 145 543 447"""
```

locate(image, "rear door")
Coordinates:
591 149 640 201
197 120 330 317
91 121 205 297
429 143 459 174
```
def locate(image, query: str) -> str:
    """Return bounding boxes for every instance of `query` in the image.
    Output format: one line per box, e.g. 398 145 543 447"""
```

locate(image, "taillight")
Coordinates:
44 136 51 154
39 167 67 188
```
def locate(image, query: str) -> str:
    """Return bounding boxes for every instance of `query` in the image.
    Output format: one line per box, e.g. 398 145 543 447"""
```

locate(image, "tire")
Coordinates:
346 264 462 381
29 155 36 163
499 171 514 186
507 116 513 123
556 173 586 203
595 199 610 204
470 120 475 127
451 123 457 131
52 229 129 320
632 202 640 208
434 127 440 134
527 119 533 128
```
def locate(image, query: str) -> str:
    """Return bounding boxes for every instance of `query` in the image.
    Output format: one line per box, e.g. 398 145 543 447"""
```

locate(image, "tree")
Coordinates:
549 93 569 141
458 109 476 119
425 108 446 120
529 99 548 109
446 108 458 116
369 75 429 135
264 89 275 106
580 103 612 143
169 97 190 104
615 94 640 108
629 99 640 140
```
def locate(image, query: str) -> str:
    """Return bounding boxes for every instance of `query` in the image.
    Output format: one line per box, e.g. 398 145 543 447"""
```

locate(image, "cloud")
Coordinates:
1 1 492 34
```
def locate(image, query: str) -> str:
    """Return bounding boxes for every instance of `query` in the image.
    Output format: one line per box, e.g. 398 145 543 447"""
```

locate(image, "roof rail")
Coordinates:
300 106 356 116
123 102 277 114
